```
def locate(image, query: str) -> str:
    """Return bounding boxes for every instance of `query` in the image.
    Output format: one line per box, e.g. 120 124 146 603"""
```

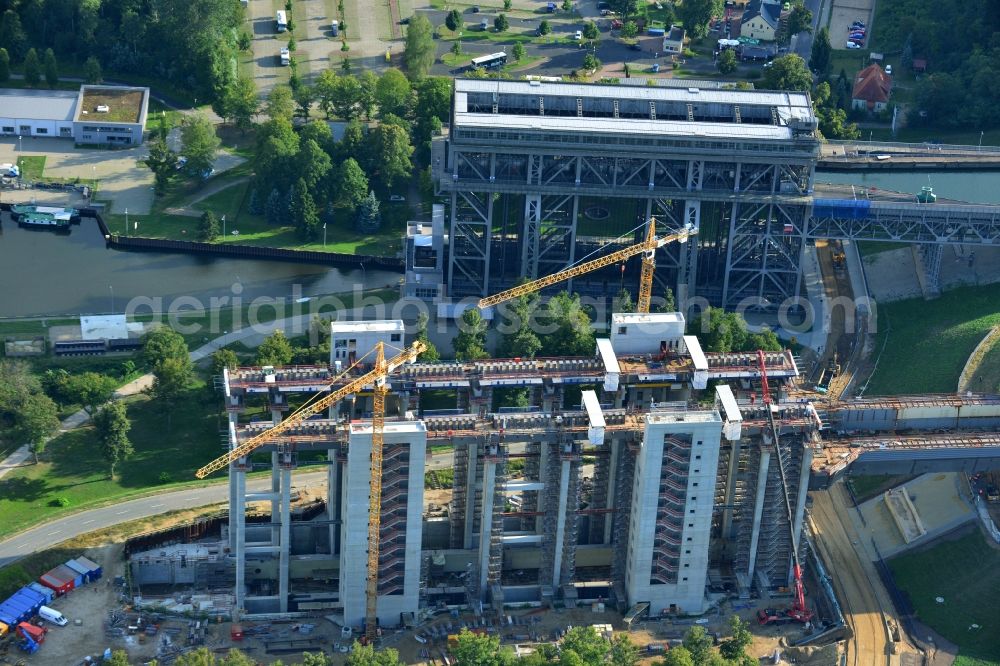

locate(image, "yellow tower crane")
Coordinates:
194 341 425 643
476 220 696 311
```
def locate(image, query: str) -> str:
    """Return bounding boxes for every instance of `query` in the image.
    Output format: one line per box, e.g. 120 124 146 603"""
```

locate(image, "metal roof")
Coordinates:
0 89 78 122
455 112 797 140
454 78 812 111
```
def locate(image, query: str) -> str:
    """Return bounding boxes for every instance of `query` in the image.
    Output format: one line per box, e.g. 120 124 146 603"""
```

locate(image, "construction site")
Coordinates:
7 78 1000 665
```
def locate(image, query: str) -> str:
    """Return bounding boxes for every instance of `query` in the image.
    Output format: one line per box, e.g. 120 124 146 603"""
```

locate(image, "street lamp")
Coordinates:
17 135 22 153
323 222 327 247
980 131 985 149
109 285 115 314
125 208 129 237
222 214 226 238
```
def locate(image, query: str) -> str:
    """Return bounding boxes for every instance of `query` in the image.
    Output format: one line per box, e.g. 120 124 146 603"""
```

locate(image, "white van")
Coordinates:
39 606 68 626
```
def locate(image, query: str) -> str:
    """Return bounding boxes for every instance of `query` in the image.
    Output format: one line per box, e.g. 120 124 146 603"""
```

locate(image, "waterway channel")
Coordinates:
0 213 399 318
816 170 1000 205
1 170 996 319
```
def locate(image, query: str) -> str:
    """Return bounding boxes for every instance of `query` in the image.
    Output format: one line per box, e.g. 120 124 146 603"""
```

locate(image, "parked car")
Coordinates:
175 156 188 169
845 41 861 49
574 29 582 40
389 194 406 202
885 64 892 75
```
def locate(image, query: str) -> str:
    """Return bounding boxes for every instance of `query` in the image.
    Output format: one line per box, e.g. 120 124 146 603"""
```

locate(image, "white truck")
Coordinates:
280 47 291 65
276 10 287 32
0 163 20 178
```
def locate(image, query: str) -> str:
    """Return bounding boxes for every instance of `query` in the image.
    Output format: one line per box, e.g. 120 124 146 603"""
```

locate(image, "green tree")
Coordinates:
335 158 369 209
659 646 695 666
445 9 462 32
761 54 812 91
450 628 515 666
211 348 240 376
681 626 713 665
357 70 378 119
142 138 178 196
403 13 435 80
265 85 295 121
255 116 300 189
717 48 737 74
94 401 133 479
620 21 638 39
539 19 552 36
355 190 381 232
142 328 189 370
314 71 361 119
451 41 462 57
561 0 572 11
368 123 413 187
0 361 42 414
0 48 8 83
18 393 59 463
43 48 58 87
809 27 832 79
583 20 599 41
494 14 509 32
221 75 259 132
582 53 601 72
289 177 320 240
345 642 404 666
561 627 608 664
0 11 26 60
540 292 594 357
504 0 512 9
454 309 489 360
23 47 41 86
60 372 118 415
415 313 441 362
143 328 192 408
180 113 221 177
198 210 220 241
610 634 639 666
256 330 294 366
295 138 332 190
718 616 754 661
511 42 526 62
498 294 542 359
677 0 722 39
83 55 102 84
613 288 634 313
784 2 813 39
174 647 218 665
294 82 313 118
610 0 638 21
375 68 414 120
265 188 284 225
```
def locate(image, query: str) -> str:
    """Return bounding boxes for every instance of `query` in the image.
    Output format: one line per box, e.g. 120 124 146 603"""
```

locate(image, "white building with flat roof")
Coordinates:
0 89 77 139
0 85 149 145
625 408 723 615
610 312 686 356
330 320 405 366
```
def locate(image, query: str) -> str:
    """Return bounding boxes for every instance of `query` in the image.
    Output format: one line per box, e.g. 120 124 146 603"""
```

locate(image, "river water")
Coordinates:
0 214 399 318
2 170 996 318
816 170 1000 205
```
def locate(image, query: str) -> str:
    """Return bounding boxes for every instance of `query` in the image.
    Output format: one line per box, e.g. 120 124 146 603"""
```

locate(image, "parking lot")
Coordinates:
828 0 872 50
0 136 155 214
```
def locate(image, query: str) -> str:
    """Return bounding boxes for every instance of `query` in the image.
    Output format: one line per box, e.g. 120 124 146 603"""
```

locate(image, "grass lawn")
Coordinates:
0 383 223 540
967 336 1000 393
863 283 1000 395
16 155 46 180
890 531 1000 665
857 240 910 256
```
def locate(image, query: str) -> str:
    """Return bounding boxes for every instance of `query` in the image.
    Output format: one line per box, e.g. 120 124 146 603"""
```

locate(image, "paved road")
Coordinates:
0 451 454 569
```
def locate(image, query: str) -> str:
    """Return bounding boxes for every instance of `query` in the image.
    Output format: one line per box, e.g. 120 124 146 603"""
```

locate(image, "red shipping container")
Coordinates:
38 566 76 596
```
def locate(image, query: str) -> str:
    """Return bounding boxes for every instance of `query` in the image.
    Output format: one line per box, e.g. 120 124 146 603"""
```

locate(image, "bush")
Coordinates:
50 497 71 507
158 471 173 484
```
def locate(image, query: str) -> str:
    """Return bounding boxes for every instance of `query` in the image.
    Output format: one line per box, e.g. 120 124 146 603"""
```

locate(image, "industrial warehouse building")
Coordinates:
0 85 149 145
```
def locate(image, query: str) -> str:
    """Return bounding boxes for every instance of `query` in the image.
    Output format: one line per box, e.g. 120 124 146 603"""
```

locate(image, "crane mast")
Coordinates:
364 343 389 643
477 221 695 310
756 349 812 623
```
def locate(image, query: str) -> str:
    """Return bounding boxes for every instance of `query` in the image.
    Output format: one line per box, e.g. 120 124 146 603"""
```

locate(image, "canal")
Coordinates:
0 213 399 318
816 170 1000 205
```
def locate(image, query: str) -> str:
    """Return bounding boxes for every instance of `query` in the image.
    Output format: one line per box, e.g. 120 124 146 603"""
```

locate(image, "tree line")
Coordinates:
0 0 244 102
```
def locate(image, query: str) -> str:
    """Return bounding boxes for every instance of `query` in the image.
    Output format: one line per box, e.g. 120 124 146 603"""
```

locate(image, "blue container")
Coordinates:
74 556 103 582
27 583 54 604
64 559 90 586
10 591 42 615
0 602 30 624
0 609 19 626
16 587 45 608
